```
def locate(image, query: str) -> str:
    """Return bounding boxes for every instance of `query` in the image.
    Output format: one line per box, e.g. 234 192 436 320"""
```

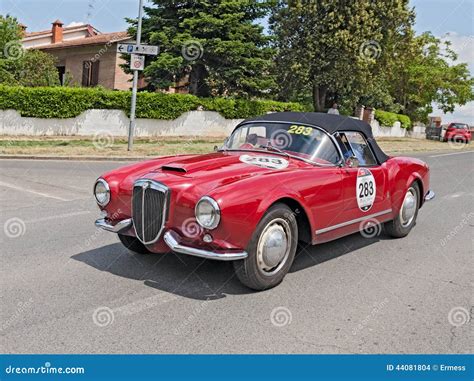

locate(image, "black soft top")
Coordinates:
241 112 389 164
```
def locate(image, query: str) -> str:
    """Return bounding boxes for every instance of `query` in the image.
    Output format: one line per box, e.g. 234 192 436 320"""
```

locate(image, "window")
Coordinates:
226 123 341 166
57 66 66 85
335 131 377 166
82 60 100 87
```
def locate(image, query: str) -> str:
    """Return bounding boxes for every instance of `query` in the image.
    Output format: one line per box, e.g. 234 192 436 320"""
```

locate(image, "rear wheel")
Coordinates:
118 234 151 254
385 183 420 238
233 203 298 290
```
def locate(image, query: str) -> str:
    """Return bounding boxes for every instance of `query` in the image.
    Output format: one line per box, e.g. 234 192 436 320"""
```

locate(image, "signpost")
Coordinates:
119 0 159 151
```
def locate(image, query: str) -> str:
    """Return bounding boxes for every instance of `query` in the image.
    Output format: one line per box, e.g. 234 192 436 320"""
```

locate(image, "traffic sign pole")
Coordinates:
128 0 144 151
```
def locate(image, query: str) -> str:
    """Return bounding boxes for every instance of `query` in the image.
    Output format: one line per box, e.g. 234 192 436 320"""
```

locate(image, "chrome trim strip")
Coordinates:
424 190 435 201
164 231 248 261
132 178 169 245
95 218 132 233
315 209 393 234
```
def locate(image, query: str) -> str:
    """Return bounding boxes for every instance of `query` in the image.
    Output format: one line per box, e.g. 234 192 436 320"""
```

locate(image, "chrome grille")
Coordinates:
132 179 169 244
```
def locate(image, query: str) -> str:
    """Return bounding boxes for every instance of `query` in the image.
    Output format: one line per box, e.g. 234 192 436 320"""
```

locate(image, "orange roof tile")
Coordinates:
36 31 130 50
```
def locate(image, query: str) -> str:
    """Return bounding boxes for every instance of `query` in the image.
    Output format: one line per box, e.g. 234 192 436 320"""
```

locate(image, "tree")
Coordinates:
385 33 473 121
0 15 60 87
271 0 414 112
128 0 276 97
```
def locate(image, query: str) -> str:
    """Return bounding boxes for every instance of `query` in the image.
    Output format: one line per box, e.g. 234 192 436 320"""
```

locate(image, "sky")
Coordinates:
1 0 473 123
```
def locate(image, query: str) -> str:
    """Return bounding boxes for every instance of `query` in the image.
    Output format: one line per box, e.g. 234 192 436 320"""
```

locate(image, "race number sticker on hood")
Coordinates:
239 155 289 170
356 168 376 212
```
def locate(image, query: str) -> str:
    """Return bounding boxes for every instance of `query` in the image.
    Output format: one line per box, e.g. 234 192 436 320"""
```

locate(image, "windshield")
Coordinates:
452 123 468 130
223 122 341 165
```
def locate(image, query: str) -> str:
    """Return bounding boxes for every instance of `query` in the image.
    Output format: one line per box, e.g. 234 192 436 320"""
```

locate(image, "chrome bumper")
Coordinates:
95 218 132 233
424 190 435 201
164 230 248 261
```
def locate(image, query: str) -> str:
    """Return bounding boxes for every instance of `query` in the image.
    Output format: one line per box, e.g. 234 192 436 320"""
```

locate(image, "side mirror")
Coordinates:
213 145 219 152
345 156 360 168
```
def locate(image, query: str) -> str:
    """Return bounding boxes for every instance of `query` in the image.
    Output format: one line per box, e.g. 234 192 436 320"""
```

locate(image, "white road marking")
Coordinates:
25 211 91 224
430 150 474 158
0 181 71 201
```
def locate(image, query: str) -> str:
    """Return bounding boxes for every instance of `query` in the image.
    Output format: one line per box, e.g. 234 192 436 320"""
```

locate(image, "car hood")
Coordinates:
142 151 308 189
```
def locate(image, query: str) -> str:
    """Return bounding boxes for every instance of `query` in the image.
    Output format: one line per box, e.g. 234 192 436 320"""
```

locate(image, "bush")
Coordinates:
375 109 411 129
0 85 305 120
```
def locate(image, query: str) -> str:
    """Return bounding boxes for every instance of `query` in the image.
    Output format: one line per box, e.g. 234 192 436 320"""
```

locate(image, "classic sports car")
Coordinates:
94 112 434 290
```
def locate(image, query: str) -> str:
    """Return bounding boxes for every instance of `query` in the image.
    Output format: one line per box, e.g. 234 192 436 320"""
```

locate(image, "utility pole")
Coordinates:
127 0 144 151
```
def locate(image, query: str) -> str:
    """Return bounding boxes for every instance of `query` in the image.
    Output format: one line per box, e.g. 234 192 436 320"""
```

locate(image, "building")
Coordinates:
21 20 133 90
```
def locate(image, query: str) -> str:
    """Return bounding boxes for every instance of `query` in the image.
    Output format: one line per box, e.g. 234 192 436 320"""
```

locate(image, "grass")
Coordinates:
0 136 471 158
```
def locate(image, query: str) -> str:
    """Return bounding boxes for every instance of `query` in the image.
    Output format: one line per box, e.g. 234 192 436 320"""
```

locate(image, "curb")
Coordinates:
0 155 148 161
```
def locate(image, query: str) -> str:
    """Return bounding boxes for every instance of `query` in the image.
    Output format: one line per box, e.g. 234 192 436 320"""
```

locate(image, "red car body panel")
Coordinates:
98 149 430 253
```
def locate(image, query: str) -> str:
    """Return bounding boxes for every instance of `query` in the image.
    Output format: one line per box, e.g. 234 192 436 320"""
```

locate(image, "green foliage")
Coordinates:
0 86 305 119
0 16 60 87
128 0 276 97
385 32 474 122
375 110 411 129
271 0 415 112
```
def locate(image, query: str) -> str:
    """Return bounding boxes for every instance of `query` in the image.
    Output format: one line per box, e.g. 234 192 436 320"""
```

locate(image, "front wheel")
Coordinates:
385 183 420 238
233 203 298 290
118 234 152 254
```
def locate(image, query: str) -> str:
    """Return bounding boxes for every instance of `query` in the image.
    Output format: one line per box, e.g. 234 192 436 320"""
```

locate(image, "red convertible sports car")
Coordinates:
94 112 434 290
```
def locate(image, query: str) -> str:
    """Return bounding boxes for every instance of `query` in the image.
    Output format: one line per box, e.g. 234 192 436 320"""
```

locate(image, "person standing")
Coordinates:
327 103 339 115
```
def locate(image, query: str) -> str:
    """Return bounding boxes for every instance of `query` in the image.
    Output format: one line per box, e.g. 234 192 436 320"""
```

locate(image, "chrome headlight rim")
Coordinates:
195 196 221 230
94 178 110 207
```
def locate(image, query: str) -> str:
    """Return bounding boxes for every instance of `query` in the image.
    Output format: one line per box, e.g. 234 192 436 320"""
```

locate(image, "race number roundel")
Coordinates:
356 168 376 212
239 155 289 170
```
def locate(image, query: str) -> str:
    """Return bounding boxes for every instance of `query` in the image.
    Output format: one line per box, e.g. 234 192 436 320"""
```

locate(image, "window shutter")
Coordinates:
82 61 90 86
91 61 100 86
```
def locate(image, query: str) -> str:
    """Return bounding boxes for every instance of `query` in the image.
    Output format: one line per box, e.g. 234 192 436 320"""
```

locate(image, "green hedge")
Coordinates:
375 110 412 129
0 86 306 120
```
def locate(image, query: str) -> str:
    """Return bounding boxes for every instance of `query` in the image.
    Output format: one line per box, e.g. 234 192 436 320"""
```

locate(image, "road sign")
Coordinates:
130 54 145 71
117 43 159 56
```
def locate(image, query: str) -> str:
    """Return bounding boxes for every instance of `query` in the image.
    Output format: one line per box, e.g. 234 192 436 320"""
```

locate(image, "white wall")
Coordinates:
0 109 243 137
370 119 407 138
1 109 424 138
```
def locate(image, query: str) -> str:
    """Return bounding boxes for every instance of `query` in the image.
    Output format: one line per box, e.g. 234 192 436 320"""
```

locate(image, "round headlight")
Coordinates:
94 178 110 206
195 196 220 230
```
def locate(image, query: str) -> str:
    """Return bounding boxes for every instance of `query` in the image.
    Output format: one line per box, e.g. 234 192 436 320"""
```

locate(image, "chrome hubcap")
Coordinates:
400 188 417 227
257 218 291 276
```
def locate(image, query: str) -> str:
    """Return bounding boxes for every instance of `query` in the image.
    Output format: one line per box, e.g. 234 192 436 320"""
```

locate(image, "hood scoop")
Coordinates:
161 165 187 173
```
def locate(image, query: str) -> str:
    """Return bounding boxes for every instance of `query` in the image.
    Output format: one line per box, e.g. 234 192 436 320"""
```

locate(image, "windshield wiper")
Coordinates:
262 143 290 159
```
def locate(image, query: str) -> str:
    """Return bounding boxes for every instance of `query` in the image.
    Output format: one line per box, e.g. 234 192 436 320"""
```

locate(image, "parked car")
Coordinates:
442 123 471 144
94 112 434 290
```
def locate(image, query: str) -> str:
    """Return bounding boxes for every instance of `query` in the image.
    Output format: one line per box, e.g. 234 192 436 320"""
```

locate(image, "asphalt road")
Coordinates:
1 150 472 354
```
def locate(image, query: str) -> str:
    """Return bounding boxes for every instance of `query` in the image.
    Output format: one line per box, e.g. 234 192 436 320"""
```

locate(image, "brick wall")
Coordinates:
45 44 132 89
